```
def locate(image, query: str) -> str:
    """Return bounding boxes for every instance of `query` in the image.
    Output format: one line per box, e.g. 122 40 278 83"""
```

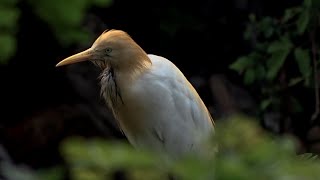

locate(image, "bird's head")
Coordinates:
56 29 151 71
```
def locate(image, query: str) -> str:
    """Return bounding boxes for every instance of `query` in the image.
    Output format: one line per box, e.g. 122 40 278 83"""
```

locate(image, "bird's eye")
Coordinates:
106 47 112 53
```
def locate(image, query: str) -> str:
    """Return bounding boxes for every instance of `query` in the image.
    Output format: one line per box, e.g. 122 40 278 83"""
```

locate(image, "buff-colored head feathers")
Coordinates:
56 29 151 72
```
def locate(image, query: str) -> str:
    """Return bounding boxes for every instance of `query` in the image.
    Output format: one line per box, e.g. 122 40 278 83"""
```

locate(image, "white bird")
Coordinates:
56 29 214 159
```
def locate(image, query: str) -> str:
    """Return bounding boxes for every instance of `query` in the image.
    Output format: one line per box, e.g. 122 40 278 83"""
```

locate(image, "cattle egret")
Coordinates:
56 29 214 158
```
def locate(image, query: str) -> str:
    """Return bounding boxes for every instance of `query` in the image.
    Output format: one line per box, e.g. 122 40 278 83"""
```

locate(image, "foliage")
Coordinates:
0 0 112 64
2 115 320 180
229 0 320 126
0 0 19 63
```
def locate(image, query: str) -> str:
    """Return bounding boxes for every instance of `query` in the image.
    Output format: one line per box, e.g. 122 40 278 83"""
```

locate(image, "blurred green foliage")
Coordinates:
0 0 19 63
2 115 320 180
229 0 320 119
0 0 112 64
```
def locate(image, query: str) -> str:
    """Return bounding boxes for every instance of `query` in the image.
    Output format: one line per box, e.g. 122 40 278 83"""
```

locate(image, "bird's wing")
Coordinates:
132 55 214 156
149 54 214 129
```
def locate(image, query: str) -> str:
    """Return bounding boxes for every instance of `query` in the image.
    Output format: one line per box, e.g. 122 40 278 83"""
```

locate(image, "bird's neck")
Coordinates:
100 67 124 111
100 51 151 112
112 47 152 82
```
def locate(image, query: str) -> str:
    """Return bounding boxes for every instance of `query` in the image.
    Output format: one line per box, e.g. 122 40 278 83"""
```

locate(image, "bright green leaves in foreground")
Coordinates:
4 116 319 180
60 116 320 180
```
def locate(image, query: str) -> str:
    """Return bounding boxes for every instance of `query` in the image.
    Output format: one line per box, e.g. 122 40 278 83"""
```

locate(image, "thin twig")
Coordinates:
310 31 319 122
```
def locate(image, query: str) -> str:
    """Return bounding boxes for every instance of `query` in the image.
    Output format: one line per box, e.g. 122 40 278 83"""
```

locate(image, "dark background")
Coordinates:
1 0 314 171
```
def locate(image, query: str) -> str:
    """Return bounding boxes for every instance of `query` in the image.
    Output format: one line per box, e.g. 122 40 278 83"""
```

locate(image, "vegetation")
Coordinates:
230 0 320 130
0 0 112 63
1 0 320 179
2 116 320 180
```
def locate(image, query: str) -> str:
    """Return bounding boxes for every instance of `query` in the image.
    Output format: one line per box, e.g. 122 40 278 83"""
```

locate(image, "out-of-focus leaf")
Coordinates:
5 116 320 179
255 42 268 52
244 68 255 84
173 154 214 180
288 77 304 87
0 1 19 64
0 0 18 6
266 38 292 80
282 7 302 23
129 169 168 180
267 38 292 53
260 98 272 110
30 0 81 26
304 0 312 8
266 50 290 80
92 0 113 7
0 33 16 63
254 64 266 80
57 29 92 46
0 7 19 29
61 137 163 180
263 26 274 38
27 0 113 45
244 24 254 41
37 166 64 180
299 153 318 161
296 10 310 34
259 17 274 38
294 48 312 85
229 56 254 73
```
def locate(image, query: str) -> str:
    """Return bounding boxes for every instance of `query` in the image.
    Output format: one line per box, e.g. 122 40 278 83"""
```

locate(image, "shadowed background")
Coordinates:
1 0 319 175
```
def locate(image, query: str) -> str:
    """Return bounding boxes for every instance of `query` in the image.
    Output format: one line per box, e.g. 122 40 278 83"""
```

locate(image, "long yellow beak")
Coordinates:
56 48 94 67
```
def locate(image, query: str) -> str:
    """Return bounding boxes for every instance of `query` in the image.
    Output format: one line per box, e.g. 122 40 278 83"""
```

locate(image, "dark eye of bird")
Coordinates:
106 47 112 54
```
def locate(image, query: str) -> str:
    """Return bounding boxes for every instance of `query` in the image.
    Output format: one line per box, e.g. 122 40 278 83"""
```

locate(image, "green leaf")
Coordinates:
282 7 302 23
0 7 19 29
296 10 310 34
288 77 304 87
299 153 318 161
254 64 266 80
28 0 113 46
0 33 16 63
0 0 18 5
266 39 292 80
56 29 92 46
294 48 311 84
229 56 254 73
93 0 113 6
267 42 283 53
244 24 254 41
266 50 290 80
37 166 64 180
255 42 268 52
267 38 292 53
259 17 274 38
263 26 274 38
244 68 255 84
260 99 272 110
304 0 312 8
